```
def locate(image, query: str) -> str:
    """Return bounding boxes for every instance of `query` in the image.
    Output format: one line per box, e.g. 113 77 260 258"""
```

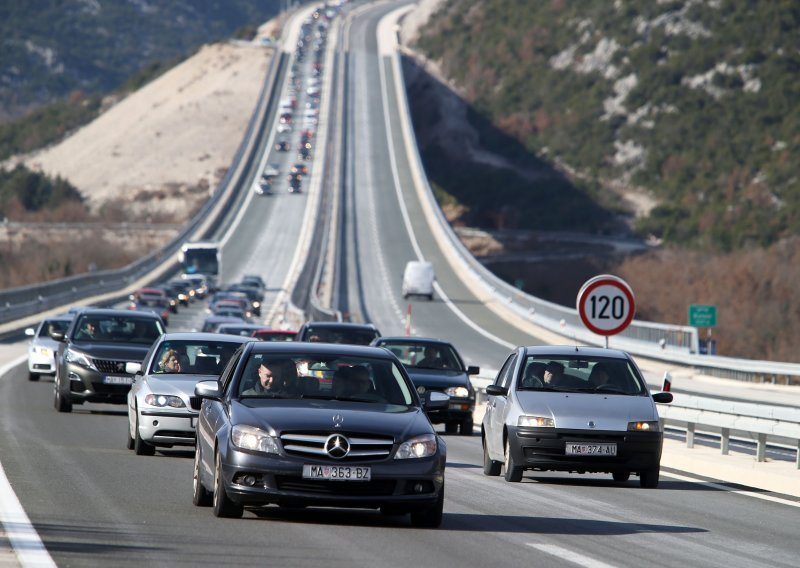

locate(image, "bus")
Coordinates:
178 242 220 288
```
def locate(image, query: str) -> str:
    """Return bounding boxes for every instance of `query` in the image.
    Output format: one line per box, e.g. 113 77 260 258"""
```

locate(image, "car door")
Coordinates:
485 351 518 462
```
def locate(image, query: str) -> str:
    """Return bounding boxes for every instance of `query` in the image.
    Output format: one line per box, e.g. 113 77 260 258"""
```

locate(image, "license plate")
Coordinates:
302 465 371 481
565 443 617 456
103 375 133 385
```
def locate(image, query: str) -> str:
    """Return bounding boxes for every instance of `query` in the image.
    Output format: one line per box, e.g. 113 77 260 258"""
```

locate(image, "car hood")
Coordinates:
515 391 658 430
31 338 60 351
140 374 214 397
405 368 468 389
232 399 432 440
70 341 151 361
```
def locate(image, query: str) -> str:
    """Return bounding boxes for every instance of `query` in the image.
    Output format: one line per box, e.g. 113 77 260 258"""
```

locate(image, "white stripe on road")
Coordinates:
0 355 56 567
527 544 618 568
662 471 800 508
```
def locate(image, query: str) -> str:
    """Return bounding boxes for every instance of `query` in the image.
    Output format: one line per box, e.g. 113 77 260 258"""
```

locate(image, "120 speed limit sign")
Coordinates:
576 275 635 336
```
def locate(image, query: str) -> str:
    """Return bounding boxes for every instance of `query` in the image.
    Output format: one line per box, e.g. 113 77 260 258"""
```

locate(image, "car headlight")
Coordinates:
65 348 97 370
444 386 470 398
253 301 260 308
144 394 186 408
32 346 50 356
628 421 660 432
231 424 279 454
518 415 555 427
395 434 438 459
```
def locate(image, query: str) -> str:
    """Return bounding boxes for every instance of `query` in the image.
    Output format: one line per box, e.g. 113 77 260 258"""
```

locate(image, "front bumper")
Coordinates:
507 426 663 473
64 363 133 405
219 445 446 510
138 409 198 447
29 351 56 374
427 398 474 424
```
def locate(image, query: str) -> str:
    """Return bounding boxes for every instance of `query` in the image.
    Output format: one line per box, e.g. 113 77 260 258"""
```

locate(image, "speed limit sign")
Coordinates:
576 275 635 337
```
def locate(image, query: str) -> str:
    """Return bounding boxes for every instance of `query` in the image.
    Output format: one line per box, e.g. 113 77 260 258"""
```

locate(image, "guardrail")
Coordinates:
658 393 800 468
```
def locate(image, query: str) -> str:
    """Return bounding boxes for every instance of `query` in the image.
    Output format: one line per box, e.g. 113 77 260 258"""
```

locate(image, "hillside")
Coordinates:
0 0 279 122
413 0 800 253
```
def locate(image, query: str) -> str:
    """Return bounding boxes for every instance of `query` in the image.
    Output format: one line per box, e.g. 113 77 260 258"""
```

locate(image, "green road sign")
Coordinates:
689 304 717 327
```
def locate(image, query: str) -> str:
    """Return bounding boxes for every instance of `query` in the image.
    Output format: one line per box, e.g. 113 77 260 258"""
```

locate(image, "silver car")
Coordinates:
125 332 255 456
25 316 73 381
482 346 672 487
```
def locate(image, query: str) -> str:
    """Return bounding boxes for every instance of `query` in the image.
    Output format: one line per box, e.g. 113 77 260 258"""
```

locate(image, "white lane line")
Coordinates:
527 544 618 568
662 471 800 508
0 356 56 567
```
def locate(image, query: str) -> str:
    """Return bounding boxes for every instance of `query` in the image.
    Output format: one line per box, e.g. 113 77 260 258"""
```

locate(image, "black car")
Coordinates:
51 308 165 412
296 321 381 345
372 337 478 435
192 341 448 525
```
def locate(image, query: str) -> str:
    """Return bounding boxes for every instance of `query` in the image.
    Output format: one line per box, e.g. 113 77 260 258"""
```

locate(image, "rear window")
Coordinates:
302 327 379 346
72 315 163 344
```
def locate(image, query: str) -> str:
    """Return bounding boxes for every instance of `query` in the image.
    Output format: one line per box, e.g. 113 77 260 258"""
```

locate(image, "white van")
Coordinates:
402 261 435 300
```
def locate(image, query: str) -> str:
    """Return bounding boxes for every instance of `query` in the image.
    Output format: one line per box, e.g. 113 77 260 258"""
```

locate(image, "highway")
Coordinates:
0 2 798 567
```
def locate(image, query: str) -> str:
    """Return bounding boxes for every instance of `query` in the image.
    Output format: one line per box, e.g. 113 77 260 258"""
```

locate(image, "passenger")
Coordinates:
160 349 182 373
588 363 611 388
543 361 565 386
332 365 373 397
78 320 98 340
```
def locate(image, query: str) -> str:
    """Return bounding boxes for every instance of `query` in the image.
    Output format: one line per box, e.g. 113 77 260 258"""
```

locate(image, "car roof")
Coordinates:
521 345 632 359
216 323 264 330
72 308 161 319
374 336 453 347
246 341 393 358
301 321 378 331
157 332 256 343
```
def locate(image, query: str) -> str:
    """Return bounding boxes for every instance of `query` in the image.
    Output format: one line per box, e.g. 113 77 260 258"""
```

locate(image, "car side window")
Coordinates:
495 353 518 389
219 349 243 394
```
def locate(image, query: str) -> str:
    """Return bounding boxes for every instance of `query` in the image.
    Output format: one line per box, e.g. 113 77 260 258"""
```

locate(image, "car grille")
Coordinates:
275 477 396 496
189 397 202 411
279 432 394 462
94 359 131 374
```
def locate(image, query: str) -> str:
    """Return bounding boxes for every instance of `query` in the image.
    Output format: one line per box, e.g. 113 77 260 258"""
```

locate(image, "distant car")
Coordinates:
215 322 266 337
482 345 673 486
291 163 309 176
255 175 273 196
288 176 302 194
296 321 381 345
371 337 478 435
275 138 290 152
402 261 435 301
51 309 166 412
241 274 266 291
191 341 448 525
125 332 256 455
263 163 280 177
277 123 292 134
128 300 170 326
201 315 245 333
251 328 297 342
25 315 73 381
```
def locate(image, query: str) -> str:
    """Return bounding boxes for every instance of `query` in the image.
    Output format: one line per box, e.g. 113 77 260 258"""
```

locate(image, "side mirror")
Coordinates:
25 328 36 337
485 384 508 397
467 365 480 375
125 362 142 375
652 392 673 404
195 380 222 400
50 331 66 343
422 391 449 410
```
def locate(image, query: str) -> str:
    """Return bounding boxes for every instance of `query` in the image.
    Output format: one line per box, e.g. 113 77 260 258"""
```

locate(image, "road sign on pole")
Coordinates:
688 304 717 327
576 275 636 344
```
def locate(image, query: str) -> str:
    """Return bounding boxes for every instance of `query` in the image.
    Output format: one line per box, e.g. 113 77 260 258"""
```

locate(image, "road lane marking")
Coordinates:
527 544 618 568
662 471 800 508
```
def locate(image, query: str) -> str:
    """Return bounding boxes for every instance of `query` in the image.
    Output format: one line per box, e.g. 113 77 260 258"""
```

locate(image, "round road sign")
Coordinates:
576 275 635 336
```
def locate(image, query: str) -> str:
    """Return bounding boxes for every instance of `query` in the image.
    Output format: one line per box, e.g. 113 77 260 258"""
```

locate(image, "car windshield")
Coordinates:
517 356 645 395
150 339 241 375
303 327 378 346
72 315 163 344
40 319 70 337
236 353 414 406
381 341 462 371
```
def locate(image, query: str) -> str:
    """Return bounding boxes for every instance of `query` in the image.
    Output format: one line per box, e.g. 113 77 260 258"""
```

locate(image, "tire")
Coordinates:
459 417 474 436
213 450 243 518
483 438 501 476
28 372 40 382
53 377 72 413
133 411 156 456
612 471 630 483
192 444 212 507
410 484 444 528
426 294 434 301
503 438 523 482
125 420 135 450
640 467 660 488
444 422 458 434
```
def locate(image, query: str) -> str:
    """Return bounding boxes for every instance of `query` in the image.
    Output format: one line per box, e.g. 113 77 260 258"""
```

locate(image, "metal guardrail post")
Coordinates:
720 427 730 455
796 441 800 469
686 423 695 448
756 433 767 462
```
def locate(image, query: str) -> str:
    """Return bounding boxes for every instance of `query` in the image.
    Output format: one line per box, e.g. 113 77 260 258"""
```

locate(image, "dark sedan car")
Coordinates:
372 337 479 435
51 308 165 412
296 321 381 345
192 342 448 525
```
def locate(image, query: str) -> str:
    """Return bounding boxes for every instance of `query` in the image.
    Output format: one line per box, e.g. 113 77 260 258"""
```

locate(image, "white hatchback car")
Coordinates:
25 315 73 381
482 345 672 487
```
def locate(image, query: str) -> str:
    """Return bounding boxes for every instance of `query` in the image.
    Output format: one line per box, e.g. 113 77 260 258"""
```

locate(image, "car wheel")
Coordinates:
612 471 630 483
409 484 444 528
28 372 40 382
133 410 156 456
483 437 501 476
213 450 243 518
426 294 434 301
503 438 523 482
53 376 72 413
125 420 135 450
444 422 458 434
640 467 660 488
192 444 212 507
459 417 473 436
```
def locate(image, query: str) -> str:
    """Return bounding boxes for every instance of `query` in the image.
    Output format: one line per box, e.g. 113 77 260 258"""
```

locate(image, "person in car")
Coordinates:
588 363 611 388
332 365 373 397
417 346 444 369
159 349 182 373
543 361 565 386
241 359 297 396
521 362 547 388
77 320 99 340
